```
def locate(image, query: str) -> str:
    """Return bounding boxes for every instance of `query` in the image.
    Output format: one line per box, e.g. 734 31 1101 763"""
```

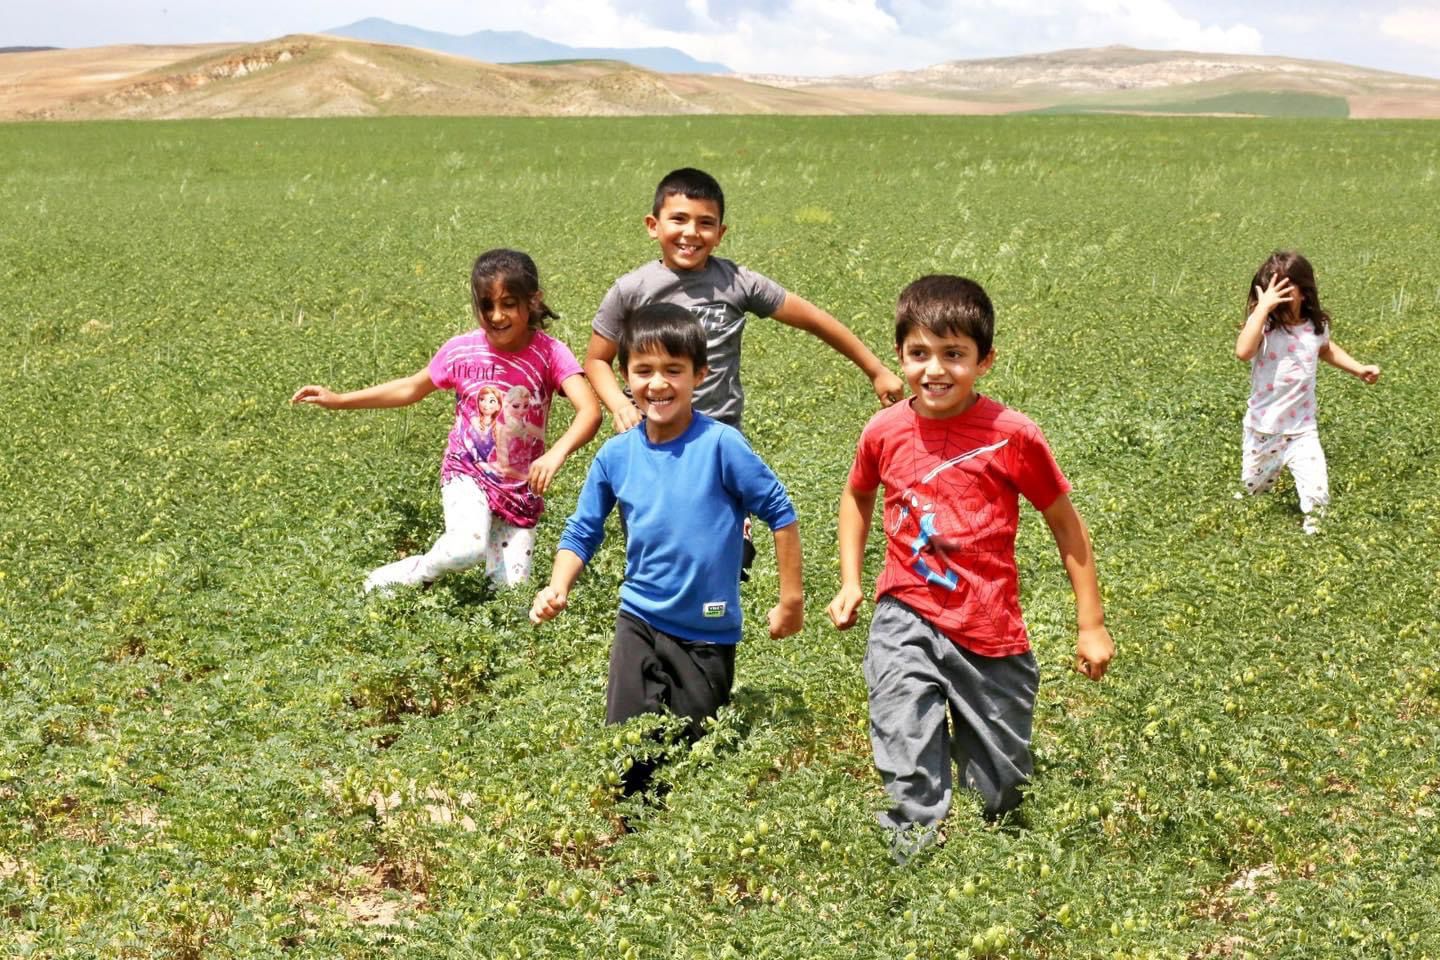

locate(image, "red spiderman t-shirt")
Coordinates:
849 395 1070 658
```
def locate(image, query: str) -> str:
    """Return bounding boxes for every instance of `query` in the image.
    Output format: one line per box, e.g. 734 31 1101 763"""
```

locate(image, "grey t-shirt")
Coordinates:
593 257 787 428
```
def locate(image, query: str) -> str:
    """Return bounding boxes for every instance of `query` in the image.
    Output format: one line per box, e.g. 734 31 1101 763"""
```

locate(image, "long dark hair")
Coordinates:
1246 250 1329 335
470 249 559 329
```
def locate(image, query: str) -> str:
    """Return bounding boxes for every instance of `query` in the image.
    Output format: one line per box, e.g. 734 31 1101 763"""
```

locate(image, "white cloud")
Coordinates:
1380 5 1440 50
473 0 1263 75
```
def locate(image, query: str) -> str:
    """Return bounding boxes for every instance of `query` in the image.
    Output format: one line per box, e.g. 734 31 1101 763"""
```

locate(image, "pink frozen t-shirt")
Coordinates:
1245 321 1328 435
429 329 582 528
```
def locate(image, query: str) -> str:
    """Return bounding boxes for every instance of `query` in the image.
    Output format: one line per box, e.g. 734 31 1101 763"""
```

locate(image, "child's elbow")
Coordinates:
1234 344 1256 362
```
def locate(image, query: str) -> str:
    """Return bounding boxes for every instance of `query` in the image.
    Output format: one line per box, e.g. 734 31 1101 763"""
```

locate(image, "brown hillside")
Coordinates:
4 37 1438 120
0 35 1025 121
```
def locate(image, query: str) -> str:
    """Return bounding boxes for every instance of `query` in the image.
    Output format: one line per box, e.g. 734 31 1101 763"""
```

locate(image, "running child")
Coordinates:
292 248 600 592
532 303 803 796
584 167 904 432
827 275 1113 863
1234 250 1380 534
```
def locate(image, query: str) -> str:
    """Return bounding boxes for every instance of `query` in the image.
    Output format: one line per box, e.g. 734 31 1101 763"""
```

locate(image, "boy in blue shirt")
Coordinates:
531 303 804 795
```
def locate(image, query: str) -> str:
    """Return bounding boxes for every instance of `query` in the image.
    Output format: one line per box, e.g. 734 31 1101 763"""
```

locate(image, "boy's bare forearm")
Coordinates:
583 355 632 417
775 294 889 380
773 522 804 608
837 485 876 590
1044 497 1105 630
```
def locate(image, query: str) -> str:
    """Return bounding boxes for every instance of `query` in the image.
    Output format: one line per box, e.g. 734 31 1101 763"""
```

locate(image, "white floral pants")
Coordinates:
364 475 536 592
1240 427 1329 516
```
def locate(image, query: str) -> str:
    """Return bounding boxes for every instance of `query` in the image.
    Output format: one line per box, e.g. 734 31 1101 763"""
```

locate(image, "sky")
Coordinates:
6 0 1440 79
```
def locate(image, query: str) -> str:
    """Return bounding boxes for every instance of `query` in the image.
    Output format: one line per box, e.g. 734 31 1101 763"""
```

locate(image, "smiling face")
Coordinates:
898 326 995 420
645 194 726 272
475 279 534 352
625 345 707 443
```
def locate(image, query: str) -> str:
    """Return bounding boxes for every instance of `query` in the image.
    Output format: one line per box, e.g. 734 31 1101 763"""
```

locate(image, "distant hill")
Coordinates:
748 45 1440 119
324 17 731 75
3 38 1438 121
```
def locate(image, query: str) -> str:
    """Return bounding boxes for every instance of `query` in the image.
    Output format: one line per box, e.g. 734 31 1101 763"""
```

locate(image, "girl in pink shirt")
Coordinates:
293 249 600 591
1234 251 1380 534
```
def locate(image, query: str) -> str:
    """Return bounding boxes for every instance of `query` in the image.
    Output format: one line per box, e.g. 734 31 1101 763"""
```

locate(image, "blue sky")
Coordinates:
6 1 1440 78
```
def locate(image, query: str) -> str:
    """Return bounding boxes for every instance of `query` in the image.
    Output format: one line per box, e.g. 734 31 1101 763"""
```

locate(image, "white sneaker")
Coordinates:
363 556 426 594
1302 515 1321 536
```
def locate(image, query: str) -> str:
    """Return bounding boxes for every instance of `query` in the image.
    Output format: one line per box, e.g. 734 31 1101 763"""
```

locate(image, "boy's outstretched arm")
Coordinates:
1040 494 1113 681
827 482 877 630
530 549 586 624
291 368 436 409
1318 341 1381 384
772 294 905 406
528 373 603 495
767 522 804 639
582 333 644 432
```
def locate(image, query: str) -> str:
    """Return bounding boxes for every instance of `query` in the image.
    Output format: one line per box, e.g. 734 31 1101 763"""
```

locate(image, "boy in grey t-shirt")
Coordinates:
584 167 904 431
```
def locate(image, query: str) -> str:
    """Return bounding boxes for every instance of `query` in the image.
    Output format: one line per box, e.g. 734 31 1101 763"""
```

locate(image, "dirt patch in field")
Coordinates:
1349 94 1440 119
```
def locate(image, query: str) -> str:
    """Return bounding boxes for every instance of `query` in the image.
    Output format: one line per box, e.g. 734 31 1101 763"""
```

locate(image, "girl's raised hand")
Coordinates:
291 385 340 408
1254 276 1295 314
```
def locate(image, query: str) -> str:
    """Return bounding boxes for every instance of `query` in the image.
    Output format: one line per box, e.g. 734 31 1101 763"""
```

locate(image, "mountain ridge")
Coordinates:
4 37 1438 121
323 17 732 75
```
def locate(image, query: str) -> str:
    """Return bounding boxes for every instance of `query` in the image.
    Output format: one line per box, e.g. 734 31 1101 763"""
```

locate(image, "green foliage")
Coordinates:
2 115 1438 957
1033 91 1350 118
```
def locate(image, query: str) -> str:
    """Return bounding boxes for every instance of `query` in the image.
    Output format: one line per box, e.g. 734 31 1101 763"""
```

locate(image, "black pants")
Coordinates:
607 611 736 795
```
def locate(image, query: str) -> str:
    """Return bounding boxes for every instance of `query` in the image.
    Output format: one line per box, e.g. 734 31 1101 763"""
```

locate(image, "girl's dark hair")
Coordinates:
895 275 995 357
1246 250 1329 335
618 303 707 371
470 248 558 329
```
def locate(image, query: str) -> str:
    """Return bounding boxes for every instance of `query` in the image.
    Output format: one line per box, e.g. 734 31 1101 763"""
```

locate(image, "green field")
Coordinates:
2 115 1438 958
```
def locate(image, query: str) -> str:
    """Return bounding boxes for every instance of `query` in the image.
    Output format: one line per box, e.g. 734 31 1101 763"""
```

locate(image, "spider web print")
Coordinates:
882 418 1032 647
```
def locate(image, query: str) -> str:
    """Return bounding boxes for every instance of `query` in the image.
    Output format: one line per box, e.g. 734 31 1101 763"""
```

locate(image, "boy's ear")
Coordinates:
694 364 709 386
644 214 660 238
978 349 997 375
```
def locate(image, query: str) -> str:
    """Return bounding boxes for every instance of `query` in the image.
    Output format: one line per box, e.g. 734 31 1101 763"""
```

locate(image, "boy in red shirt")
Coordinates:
827 275 1114 862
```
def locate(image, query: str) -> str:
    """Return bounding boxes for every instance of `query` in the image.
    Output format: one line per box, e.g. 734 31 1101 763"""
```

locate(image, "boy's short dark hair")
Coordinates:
652 167 725 223
895 275 995 358
619 303 708 372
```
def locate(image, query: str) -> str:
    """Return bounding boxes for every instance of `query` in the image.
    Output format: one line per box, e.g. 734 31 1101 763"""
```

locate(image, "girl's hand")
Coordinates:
291 385 340 408
1357 364 1381 385
1075 624 1114 681
826 584 865 631
1254 276 1295 316
527 448 566 494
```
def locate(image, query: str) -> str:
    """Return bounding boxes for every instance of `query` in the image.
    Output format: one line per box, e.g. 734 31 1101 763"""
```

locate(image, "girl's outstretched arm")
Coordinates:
1319 341 1381 384
527 373 602 495
291 368 436 409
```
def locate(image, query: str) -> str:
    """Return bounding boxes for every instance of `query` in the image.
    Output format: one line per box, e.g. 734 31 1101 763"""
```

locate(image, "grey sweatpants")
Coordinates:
865 598 1039 829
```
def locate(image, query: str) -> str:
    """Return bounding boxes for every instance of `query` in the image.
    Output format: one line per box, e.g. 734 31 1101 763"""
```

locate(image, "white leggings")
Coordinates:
364 475 536 592
1240 428 1329 515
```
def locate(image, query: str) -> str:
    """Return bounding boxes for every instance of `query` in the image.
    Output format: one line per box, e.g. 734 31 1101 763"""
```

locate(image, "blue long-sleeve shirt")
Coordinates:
558 413 796 645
